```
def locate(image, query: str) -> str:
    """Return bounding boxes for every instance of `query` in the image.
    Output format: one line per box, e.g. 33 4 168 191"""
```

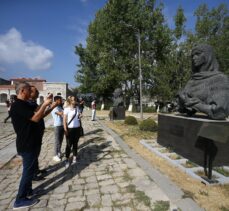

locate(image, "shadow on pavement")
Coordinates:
84 128 103 136
78 136 106 150
33 141 111 198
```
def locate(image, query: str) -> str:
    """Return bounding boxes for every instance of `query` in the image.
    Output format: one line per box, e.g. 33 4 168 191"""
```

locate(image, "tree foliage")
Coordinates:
75 1 229 103
188 3 229 73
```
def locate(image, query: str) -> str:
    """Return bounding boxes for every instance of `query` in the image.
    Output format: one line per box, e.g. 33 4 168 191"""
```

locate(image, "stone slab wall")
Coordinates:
157 114 229 166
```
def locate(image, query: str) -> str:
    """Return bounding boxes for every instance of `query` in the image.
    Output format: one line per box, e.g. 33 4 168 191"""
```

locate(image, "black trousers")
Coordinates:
65 127 81 158
34 131 44 174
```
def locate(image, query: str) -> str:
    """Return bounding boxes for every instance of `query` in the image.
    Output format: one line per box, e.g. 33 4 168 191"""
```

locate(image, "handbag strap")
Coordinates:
67 108 77 126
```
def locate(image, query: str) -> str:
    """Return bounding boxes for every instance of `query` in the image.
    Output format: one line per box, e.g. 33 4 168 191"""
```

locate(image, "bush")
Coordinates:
143 106 156 113
124 116 138 125
139 118 157 132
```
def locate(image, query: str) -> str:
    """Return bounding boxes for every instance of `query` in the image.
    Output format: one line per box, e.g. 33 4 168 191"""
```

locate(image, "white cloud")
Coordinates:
0 28 54 70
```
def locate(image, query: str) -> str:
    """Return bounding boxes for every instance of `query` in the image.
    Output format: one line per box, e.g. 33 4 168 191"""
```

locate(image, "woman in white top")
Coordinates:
63 96 82 167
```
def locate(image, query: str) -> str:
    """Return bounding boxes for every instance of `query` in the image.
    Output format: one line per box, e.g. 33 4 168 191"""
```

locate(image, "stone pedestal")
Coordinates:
157 114 229 166
109 106 125 120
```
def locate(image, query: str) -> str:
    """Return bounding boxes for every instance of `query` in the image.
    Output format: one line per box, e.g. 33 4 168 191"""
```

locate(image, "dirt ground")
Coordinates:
96 110 229 211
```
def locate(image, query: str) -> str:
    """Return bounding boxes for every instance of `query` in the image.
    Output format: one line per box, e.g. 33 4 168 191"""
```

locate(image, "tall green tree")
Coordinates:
188 3 229 74
174 5 187 40
75 0 175 103
75 1 228 104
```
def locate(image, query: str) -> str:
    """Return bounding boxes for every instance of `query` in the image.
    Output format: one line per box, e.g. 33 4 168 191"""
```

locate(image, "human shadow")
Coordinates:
39 161 66 178
38 137 106 178
78 136 106 150
83 128 103 136
33 141 112 198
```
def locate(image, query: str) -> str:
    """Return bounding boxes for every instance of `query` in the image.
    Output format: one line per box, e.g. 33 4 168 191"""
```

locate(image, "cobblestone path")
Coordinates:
0 110 178 211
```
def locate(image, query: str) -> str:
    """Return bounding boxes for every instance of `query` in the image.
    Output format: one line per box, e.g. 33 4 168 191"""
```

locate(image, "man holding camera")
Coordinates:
10 82 56 209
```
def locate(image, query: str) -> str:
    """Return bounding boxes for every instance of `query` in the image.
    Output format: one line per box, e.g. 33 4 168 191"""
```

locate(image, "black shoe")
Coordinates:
33 175 45 181
37 169 47 174
13 198 39 210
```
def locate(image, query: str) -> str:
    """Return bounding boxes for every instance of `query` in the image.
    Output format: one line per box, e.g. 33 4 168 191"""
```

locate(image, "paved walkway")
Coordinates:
0 108 203 211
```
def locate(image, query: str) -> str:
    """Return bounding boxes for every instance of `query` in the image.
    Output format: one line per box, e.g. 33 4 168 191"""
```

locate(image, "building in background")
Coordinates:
0 78 68 105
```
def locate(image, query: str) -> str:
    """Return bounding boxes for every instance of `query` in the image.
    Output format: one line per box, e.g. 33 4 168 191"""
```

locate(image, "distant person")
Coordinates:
78 97 85 136
51 96 64 162
10 82 53 209
79 97 85 114
91 100 96 121
4 96 17 123
63 96 82 168
4 99 11 123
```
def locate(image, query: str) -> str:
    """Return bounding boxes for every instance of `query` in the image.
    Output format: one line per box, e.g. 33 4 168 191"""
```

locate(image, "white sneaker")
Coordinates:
53 155 61 162
65 160 70 168
72 156 77 164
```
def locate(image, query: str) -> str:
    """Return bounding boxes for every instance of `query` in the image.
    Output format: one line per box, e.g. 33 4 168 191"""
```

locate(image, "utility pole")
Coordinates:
121 21 143 119
137 32 143 119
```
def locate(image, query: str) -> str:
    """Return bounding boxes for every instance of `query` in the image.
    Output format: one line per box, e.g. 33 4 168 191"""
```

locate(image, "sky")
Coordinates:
0 0 228 88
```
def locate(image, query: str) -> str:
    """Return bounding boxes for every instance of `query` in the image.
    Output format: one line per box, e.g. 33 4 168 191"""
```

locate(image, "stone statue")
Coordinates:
109 88 125 120
177 44 229 120
112 88 124 107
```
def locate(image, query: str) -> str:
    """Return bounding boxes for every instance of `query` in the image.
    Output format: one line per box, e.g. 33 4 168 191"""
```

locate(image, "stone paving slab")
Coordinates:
0 109 202 210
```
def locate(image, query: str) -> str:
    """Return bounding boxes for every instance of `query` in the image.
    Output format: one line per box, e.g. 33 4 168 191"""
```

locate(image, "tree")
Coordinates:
174 5 187 40
75 0 174 103
75 1 228 105
188 3 229 74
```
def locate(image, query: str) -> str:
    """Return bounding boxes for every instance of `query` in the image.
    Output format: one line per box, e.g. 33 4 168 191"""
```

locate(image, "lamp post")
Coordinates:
137 31 143 119
121 22 143 119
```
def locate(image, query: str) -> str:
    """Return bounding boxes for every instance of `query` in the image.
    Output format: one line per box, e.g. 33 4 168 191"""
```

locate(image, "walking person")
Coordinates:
4 99 11 123
10 82 53 209
51 96 64 162
63 96 82 168
91 100 96 121
4 96 16 123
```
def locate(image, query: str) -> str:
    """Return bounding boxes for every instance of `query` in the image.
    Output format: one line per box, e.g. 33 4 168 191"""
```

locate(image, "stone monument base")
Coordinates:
109 107 125 120
157 114 229 166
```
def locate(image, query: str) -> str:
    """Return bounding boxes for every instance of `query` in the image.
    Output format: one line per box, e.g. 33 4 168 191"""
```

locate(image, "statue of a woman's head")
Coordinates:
113 88 122 98
191 44 219 73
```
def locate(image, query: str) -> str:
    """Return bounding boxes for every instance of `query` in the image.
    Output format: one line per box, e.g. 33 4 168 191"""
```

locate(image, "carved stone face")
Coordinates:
192 49 206 68
113 88 122 98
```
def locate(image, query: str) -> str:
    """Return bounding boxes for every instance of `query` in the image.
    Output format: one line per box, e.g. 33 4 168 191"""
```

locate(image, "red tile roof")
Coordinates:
10 78 46 82
0 85 15 90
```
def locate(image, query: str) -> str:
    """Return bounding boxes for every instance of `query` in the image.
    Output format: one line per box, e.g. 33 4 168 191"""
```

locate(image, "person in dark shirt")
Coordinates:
10 82 53 210
28 86 56 180
4 99 11 123
78 97 85 114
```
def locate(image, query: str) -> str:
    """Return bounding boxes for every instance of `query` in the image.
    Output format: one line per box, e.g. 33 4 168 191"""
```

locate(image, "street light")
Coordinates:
121 22 143 119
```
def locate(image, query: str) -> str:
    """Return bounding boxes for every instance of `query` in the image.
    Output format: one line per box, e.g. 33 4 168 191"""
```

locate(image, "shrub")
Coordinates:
143 106 156 113
124 116 138 125
139 118 157 132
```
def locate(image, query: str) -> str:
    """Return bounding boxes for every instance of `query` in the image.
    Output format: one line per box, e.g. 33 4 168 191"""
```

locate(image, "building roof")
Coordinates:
0 85 15 90
11 77 46 82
